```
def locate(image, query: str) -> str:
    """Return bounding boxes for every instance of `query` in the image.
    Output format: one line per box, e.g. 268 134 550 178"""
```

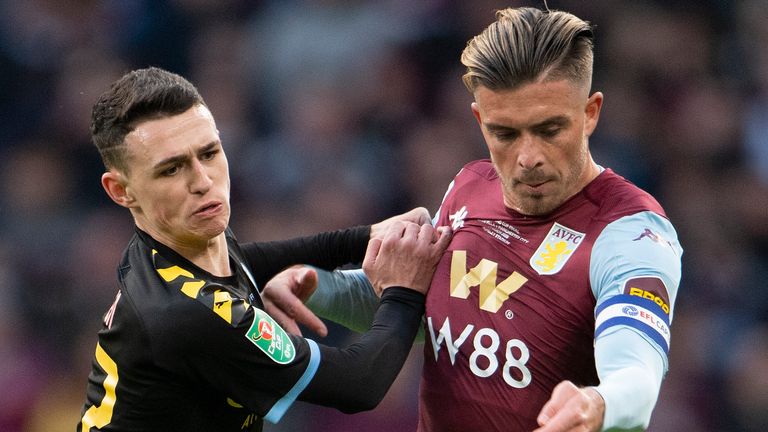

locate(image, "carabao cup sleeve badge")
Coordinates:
245 307 296 364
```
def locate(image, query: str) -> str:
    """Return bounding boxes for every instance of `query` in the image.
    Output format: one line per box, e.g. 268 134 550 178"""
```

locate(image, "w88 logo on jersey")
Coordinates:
426 316 532 388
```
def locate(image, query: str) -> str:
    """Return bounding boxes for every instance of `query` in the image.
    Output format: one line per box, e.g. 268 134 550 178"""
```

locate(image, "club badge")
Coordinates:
530 222 585 275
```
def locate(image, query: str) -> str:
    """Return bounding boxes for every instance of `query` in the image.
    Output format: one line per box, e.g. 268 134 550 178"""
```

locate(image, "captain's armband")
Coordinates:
595 294 671 356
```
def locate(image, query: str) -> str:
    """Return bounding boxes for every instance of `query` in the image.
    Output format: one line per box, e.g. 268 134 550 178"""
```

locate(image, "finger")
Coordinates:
411 207 432 225
401 221 421 242
264 302 303 336
279 268 327 336
536 381 579 427
362 237 383 274
433 226 452 250
417 223 436 244
293 267 319 301
285 298 328 338
533 398 582 432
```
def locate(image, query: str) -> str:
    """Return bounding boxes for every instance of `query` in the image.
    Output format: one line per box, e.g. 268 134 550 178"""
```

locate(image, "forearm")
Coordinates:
242 226 370 287
299 287 424 412
307 268 426 340
593 328 665 431
306 269 379 333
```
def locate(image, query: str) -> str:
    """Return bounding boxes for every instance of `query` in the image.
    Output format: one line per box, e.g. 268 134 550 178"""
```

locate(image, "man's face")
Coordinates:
471 79 602 216
118 104 231 248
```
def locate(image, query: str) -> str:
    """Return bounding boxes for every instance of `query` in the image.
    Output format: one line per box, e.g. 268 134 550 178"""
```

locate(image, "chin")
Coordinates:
516 197 558 216
197 220 229 239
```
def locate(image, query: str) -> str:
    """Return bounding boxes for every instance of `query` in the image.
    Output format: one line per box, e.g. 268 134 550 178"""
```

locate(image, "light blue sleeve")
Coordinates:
592 329 664 431
304 269 379 334
589 211 683 430
305 269 427 341
590 211 682 360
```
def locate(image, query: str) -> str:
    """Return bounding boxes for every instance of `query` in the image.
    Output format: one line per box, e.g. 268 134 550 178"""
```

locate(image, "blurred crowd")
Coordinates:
0 0 766 431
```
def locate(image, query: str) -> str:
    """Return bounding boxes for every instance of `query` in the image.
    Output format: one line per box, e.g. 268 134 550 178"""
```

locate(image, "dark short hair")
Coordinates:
461 7 594 92
91 67 206 172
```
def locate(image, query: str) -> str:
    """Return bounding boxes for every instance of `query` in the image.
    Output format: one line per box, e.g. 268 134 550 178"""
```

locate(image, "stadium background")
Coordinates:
1 0 766 430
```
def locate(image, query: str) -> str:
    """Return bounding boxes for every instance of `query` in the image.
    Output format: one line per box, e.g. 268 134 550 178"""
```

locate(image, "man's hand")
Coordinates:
363 221 451 296
370 207 432 241
534 381 605 432
261 266 328 337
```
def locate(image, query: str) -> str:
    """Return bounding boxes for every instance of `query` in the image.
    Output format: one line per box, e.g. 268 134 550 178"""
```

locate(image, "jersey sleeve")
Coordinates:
299 287 425 412
240 226 370 288
590 211 682 363
154 285 424 423
431 177 457 228
153 296 319 423
305 268 379 333
588 211 683 429
592 328 665 430
306 268 427 341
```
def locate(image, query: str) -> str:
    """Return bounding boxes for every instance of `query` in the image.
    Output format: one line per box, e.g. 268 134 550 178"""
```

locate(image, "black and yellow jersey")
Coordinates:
78 226 425 431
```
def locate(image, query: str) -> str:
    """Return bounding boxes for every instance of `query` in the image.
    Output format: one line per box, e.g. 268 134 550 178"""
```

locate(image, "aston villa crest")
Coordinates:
530 222 585 275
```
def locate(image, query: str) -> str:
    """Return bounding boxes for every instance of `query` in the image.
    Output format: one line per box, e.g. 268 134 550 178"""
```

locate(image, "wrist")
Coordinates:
585 387 605 429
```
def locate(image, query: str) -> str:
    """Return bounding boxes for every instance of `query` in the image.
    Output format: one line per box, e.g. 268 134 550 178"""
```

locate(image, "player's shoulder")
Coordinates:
458 159 498 180
586 169 666 221
449 159 499 192
117 233 217 327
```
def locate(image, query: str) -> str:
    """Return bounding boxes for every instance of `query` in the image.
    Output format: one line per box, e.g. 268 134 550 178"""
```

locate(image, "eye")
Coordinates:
201 149 218 161
539 127 561 138
493 130 519 141
161 165 180 176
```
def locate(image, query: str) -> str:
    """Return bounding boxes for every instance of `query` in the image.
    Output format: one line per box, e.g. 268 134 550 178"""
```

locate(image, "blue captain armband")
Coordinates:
595 294 670 356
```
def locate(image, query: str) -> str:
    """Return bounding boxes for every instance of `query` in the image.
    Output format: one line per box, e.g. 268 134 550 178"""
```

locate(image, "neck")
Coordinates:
175 234 231 277
136 223 232 276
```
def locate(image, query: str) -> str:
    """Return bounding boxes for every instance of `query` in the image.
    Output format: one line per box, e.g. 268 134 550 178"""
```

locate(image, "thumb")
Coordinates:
537 381 577 426
293 267 318 301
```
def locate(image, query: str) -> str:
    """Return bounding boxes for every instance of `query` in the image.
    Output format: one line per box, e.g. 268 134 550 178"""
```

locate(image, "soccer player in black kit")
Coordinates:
77 67 450 431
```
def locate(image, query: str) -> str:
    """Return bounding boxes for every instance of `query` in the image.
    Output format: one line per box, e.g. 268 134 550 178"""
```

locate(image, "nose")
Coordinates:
516 134 544 170
189 158 213 194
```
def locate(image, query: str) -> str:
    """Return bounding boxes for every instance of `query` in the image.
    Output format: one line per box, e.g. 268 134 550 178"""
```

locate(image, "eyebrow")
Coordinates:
152 141 220 171
485 115 570 132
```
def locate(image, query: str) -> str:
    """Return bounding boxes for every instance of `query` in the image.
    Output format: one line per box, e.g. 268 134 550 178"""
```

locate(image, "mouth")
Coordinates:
518 179 551 189
194 201 223 217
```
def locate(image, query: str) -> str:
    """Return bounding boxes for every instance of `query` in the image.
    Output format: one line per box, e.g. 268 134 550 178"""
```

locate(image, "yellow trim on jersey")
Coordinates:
213 290 234 324
181 280 205 298
157 265 194 282
81 343 119 431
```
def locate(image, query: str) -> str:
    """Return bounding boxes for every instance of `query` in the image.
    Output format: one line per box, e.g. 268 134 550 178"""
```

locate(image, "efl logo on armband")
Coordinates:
594 295 671 355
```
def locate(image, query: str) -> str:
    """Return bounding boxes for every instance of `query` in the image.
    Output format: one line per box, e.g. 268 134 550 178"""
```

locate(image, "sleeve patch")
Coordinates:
623 276 671 315
595 295 670 355
245 307 296 364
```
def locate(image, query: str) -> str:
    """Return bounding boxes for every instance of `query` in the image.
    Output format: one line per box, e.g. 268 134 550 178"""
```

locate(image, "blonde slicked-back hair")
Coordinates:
461 7 594 92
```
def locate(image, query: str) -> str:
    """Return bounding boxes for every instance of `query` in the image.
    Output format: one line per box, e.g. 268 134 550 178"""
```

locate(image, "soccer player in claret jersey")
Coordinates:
77 67 450 432
263 6 683 432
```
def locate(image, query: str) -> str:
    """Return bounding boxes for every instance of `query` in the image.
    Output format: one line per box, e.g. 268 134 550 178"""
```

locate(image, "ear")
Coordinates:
102 170 137 208
584 91 603 137
471 102 482 126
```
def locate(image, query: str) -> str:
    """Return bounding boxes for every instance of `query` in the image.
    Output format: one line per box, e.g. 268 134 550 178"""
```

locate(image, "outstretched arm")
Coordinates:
260 207 434 336
299 221 451 412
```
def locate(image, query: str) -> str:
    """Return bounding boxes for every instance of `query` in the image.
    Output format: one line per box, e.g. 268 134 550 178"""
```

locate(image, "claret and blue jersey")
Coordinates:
420 159 682 431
